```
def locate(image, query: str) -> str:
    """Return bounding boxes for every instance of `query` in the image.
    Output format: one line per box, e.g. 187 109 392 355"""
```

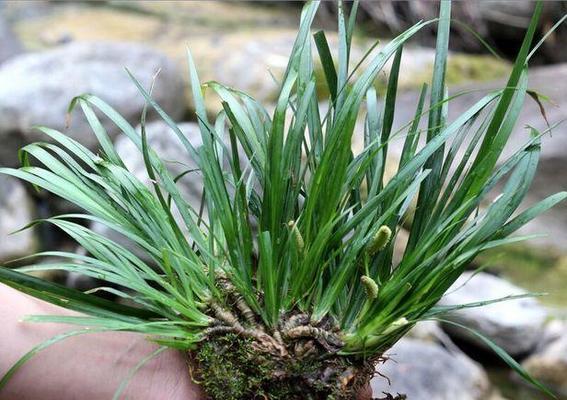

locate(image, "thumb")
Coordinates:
356 383 373 400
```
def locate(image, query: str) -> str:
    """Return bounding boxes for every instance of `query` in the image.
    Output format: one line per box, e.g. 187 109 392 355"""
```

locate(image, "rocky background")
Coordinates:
0 1 566 399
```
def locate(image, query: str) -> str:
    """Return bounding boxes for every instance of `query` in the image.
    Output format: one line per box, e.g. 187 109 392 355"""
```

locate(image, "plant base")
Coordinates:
193 319 378 400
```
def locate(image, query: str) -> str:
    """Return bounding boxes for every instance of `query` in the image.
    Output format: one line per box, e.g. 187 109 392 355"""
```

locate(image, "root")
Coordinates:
218 276 257 326
284 325 344 352
281 313 309 331
203 325 239 336
375 394 407 400
293 339 316 358
373 367 392 387
247 329 288 356
273 329 284 346
211 303 242 328
209 303 286 356
199 284 380 399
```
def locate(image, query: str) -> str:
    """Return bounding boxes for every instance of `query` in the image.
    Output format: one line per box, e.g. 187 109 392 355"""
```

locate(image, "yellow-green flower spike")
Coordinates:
367 225 392 256
288 220 304 253
360 275 379 299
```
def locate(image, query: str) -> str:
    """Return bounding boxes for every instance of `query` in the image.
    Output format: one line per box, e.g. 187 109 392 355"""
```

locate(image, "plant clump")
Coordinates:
0 1 564 399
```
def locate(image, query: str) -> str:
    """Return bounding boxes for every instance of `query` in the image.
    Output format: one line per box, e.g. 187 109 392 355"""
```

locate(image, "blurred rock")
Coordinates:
349 1 566 63
208 37 504 113
502 64 567 251
371 338 491 400
407 320 463 354
537 319 567 351
9 3 301 112
0 175 37 262
390 64 567 251
91 121 203 261
65 272 103 293
522 324 567 398
25 255 68 284
407 321 445 343
115 121 203 201
438 272 548 356
0 42 186 166
392 228 409 266
9 1 511 118
0 16 23 64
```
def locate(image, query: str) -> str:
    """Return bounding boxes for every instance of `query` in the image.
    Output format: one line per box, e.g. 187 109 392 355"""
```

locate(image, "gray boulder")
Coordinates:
407 321 462 353
91 121 203 261
0 16 22 65
407 321 445 343
535 319 567 352
391 64 567 251
371 338 490 400
0 42 186 166
113 120 203 204
0 175 37 262
438 272 548 356
522 323 567 398
486 65 567 251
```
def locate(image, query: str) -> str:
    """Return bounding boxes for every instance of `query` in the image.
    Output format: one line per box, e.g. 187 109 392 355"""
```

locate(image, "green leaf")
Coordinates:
314 30 337 102
438 319 557 398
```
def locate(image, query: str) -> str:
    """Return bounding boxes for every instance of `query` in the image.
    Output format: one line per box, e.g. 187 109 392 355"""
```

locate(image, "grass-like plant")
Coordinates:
0 1 564 399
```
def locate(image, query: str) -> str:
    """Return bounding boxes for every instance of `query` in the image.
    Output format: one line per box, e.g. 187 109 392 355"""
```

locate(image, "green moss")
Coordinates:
195 334 258 399
312 53 509 101
477 244 567 307
445 54 510 85
194 332 371 400
483 243 558 270
486 366 542 400
196 333 321 400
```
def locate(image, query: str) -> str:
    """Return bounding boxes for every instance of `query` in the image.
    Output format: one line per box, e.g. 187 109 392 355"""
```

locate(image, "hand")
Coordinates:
0 283 203 400
0 283 374 400
357 384 373 400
